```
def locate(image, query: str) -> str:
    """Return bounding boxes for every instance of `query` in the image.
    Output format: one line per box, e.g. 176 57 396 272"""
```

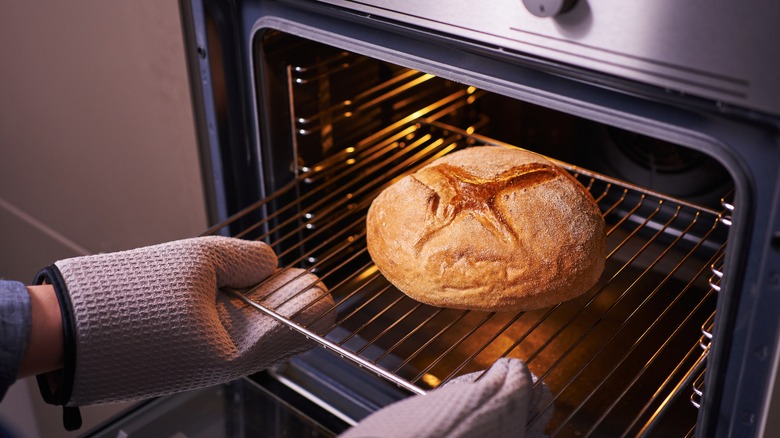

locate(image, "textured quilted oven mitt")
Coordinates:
34 236 333 407
340 358 553 438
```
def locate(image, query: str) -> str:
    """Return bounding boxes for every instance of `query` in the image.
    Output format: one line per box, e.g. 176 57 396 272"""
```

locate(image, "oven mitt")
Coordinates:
339 357 553 438
33 236 333 411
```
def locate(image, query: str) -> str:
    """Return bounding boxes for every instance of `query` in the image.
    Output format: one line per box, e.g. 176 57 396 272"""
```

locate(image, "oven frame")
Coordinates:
180 1 780 436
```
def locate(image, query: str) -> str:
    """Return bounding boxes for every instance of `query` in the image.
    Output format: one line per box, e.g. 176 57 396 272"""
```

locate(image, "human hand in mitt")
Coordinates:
33 236 333 412
339 358 553 438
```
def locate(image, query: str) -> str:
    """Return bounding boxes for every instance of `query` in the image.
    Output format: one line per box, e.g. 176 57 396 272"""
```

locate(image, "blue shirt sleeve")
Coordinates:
0 280 31 401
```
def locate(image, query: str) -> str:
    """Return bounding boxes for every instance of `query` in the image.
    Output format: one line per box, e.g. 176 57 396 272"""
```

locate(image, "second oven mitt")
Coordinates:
339 357 553 438
34 236 333 410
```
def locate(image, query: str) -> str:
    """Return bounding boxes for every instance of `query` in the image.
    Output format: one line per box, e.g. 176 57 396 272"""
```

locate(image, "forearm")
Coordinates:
19 284 64 378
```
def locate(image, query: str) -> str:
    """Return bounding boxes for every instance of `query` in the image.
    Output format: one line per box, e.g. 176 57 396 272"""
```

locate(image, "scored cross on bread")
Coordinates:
411 162 559 249
366 146 606 312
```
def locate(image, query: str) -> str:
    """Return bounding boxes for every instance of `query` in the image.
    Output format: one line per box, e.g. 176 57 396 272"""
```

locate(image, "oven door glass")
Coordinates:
85 375 349 438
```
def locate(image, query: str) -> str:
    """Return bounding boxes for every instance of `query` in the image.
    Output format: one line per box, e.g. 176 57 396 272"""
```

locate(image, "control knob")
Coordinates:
522 0 578 17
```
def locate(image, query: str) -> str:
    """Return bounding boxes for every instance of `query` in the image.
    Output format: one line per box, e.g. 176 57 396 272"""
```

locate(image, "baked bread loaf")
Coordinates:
366 146 606 312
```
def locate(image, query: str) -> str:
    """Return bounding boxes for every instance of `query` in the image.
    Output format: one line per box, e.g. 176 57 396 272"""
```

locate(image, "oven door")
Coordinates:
177 1 780 437
83 374 352 437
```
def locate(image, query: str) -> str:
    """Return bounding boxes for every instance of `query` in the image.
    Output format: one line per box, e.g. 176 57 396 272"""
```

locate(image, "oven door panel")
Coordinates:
178 1 780 437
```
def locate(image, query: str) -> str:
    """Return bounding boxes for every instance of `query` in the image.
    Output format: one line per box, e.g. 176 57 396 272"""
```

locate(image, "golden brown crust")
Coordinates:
366 146 606 312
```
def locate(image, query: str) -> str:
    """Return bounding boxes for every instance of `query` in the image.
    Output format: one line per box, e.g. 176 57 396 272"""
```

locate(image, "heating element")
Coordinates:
205 68 729 434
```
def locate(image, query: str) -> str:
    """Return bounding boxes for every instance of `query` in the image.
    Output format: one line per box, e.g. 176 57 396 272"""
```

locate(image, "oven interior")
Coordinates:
205 29 735 437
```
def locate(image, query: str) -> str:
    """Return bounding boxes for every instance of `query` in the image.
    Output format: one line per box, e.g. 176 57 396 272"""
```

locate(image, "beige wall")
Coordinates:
0 1 207 436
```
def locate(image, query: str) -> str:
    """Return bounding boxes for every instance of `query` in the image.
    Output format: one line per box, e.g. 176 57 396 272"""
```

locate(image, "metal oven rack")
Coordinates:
200 42 733 436
208 116 729 436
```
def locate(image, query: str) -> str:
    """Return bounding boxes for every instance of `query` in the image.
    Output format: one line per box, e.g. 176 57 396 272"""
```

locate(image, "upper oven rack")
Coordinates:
209 119 728 436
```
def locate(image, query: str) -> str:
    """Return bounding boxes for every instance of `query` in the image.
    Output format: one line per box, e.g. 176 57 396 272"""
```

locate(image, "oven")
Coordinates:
91 1 780 436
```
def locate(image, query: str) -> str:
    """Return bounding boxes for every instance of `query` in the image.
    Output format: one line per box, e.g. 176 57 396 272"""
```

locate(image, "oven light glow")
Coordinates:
421 373 441 388
467 86 477 94
346 158 356 165
344 111 353 118
356 265 379 281
466 127 475 134
345 147 355 153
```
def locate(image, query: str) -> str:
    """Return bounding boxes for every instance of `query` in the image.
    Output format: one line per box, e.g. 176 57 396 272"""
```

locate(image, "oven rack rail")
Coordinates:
687 193 732 427
210 121 729 437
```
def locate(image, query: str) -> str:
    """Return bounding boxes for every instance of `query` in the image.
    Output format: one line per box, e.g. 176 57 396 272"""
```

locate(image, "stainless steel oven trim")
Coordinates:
306 0 780 118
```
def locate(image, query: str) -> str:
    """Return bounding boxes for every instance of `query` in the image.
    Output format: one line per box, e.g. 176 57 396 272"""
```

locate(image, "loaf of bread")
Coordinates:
366 146 606 312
